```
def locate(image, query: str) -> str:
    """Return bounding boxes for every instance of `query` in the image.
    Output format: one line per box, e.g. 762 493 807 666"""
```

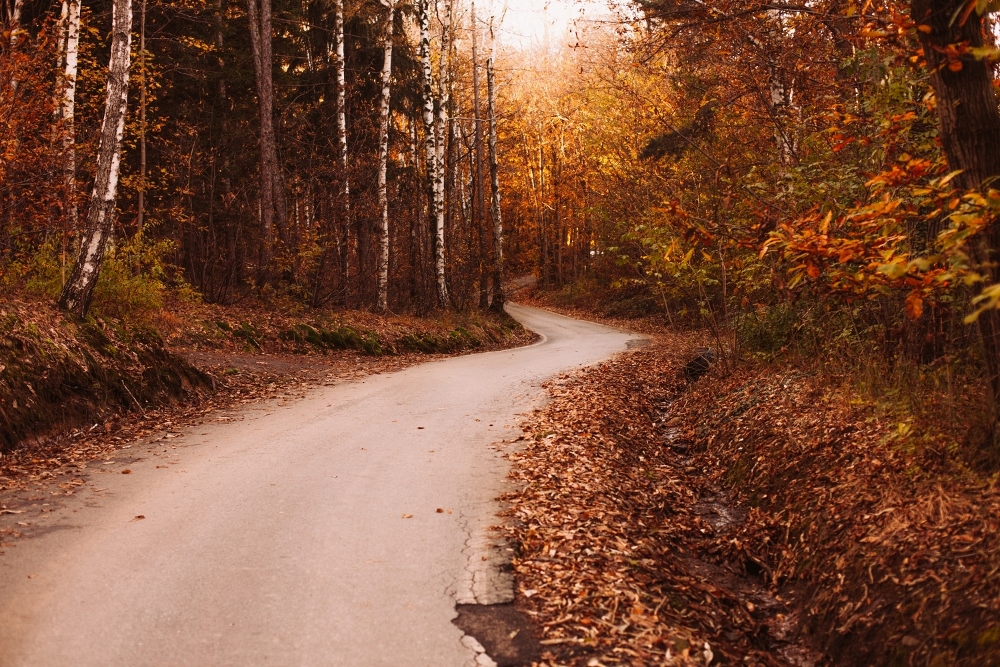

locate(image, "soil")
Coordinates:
454 603 543 666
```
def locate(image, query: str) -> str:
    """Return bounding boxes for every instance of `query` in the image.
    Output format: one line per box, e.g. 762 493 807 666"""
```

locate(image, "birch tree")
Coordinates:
334 0 350 281
432 0 452 307
418 0 447 307
486 53 502 311
375 0 395 312
470 0 488 308
58 0 133 316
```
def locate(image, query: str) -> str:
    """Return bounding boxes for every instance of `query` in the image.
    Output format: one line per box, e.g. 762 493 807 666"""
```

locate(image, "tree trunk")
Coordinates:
334 0 351 291
375 1 394 313
433 0 452 308
417 0 447 308
58 0 132 317
59 0 81 237
471 1 489 309
136 0 147 233
7 0 24 52
247 0 286 269
487 55 503 311
912 0 1000 441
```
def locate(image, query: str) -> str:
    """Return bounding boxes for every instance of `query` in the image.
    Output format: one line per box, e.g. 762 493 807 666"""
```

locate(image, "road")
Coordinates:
0 304 640 667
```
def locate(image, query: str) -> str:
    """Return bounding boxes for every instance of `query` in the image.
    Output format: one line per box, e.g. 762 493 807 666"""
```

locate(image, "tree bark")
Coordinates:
432 0 452 308
59 0 81 236
487 55 503 311
334 0 351 290
418 0 447 308
247 0 286 270
137 0 147 233
471 0 488 309
58 0 132 317
375 1 394 313
912 0 1000 436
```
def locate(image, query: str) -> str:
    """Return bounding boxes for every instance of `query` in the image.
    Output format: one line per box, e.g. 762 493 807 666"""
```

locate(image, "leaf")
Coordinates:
905 292 924 320
820 210 833 235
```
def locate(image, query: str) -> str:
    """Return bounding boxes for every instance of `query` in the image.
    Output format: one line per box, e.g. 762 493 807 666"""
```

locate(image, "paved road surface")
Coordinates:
0 304 639 666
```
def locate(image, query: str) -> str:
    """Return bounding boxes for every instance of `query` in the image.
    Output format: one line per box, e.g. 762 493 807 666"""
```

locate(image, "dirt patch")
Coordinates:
454 603 542 666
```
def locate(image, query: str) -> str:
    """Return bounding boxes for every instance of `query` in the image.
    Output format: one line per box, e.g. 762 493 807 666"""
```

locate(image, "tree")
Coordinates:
487 52 503 311
334 0 351 286
246 0 286 270
375 0 395 313
418 0 447 308
433 0 452 307
58 0 133 317
911 0 1000 442
57 0 81 234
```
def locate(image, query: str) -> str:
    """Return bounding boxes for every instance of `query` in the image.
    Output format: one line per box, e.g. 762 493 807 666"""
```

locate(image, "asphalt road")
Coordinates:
0 304 640 667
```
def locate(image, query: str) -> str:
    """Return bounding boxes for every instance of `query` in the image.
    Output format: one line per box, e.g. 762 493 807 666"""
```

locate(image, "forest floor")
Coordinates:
503 296 1000 667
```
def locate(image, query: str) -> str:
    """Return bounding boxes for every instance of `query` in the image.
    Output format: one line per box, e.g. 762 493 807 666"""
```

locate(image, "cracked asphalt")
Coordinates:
0 304 639 667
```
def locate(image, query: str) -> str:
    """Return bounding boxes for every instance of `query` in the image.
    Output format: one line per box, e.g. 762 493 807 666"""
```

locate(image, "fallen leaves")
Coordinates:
504 334 792 666
668 355 1000 665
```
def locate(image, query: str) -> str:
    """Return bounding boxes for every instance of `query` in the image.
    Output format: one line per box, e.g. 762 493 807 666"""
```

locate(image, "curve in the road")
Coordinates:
0 304 640 667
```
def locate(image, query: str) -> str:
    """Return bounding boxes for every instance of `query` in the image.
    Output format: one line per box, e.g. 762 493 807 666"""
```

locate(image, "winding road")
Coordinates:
0 304 639 667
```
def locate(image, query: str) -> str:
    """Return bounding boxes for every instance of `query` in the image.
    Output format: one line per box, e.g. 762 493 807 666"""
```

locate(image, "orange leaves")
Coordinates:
905 291 925 319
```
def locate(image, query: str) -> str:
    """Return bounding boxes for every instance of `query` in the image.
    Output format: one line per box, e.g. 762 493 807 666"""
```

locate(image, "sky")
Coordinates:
486 0 613 51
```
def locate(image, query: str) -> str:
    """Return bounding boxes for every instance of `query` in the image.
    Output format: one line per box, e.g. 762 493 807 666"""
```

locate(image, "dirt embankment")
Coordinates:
0 301 208 454
506 333 999 666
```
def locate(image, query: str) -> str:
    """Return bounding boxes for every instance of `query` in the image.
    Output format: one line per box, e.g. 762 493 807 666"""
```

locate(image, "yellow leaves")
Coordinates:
965 283 1000 323
682 248 695 267
176 35 215 54
820 210 833 236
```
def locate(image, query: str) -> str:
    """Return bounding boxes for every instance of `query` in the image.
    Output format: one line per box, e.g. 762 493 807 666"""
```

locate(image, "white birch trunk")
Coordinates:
60 0 80 235
434 0 451 168
333 0 352 290
487 55 503 310
8 0 24 48
419 0 447 307
375 1 394 313
766 9 795 166
432 0 452 307
58 0 132 316
470 0 488 309
334 0 349 223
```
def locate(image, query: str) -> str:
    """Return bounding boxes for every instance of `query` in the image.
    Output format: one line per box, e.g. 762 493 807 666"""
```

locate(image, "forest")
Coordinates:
1 0 1000 663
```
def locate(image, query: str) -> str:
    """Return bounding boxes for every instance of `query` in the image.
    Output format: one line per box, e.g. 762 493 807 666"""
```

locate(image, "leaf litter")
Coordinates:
504 329 1000 666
